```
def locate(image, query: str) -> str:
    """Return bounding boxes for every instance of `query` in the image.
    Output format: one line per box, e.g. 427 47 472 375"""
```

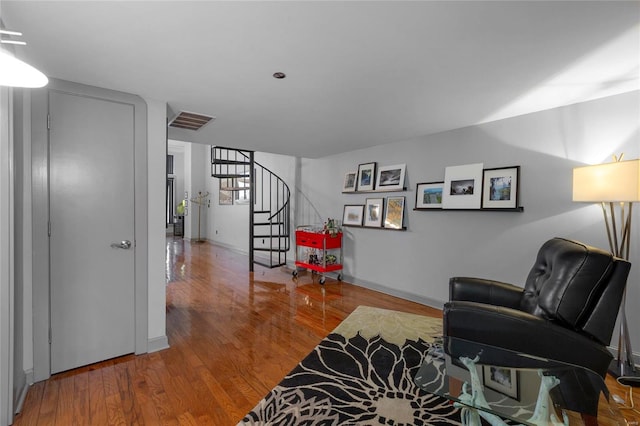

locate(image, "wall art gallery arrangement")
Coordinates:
341 161 521 232
342 196 406 230
343 162 406 193
414 164 522 211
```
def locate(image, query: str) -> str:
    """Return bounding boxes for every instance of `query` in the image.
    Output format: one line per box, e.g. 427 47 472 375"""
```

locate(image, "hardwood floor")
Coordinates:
12 237 640 425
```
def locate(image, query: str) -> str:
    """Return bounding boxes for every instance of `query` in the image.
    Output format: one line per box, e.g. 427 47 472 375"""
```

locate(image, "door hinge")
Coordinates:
48 221 51 237
47 114 51 130
48 328 52 344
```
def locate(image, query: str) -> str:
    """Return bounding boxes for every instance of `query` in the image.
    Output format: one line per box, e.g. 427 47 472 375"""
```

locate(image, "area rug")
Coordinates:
238 306 461 425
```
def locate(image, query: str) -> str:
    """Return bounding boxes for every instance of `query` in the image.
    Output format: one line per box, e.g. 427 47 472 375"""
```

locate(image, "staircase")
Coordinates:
211 146 291 271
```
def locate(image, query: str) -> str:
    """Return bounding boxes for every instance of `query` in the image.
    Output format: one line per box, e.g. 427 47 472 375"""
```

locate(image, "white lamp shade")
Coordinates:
0 49 48 88
573 159 640 202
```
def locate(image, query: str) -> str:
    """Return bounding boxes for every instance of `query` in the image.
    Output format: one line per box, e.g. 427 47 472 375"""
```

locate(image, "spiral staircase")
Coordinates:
211 146 291 271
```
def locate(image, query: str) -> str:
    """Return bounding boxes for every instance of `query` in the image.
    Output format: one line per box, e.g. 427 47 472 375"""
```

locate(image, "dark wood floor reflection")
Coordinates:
13 237 441 425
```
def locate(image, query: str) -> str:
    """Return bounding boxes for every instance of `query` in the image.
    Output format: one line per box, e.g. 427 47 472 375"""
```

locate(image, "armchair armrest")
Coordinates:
443 301 613 378
449 277 523 309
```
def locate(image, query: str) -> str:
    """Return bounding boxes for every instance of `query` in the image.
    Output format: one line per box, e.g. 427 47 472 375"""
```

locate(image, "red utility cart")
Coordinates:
293 227 343 284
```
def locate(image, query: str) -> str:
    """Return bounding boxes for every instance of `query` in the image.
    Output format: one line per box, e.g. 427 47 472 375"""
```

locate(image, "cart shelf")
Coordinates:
293 229 343 284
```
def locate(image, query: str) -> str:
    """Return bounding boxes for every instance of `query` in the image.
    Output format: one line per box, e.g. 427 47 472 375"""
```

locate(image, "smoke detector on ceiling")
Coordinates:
168 111 215 131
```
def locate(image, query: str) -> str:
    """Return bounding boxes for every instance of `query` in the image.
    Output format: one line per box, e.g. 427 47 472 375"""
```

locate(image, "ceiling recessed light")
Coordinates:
273 72 286 79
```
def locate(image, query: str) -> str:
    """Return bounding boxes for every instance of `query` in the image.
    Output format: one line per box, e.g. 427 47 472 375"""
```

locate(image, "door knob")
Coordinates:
110 240 132 249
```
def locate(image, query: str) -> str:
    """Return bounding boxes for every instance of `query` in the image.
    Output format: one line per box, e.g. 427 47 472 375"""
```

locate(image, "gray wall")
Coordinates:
300 90 640 351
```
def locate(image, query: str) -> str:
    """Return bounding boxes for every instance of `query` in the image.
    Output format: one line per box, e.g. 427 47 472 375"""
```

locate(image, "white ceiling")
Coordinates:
2 1 639 158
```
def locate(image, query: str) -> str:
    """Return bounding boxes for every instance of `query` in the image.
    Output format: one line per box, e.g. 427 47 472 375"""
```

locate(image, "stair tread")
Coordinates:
212 159 251 165
212 174 250 179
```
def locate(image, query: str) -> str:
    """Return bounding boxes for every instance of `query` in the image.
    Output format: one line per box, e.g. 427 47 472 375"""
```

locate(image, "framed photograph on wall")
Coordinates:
343 171 358 192
442 163 483 209
482 166 520 209
375 164 406 191
415 181 444 209
483 366 520 400
364 198 384 227
357 162 376 191
219 178 234 205
343 204 365 226
384 196 405 229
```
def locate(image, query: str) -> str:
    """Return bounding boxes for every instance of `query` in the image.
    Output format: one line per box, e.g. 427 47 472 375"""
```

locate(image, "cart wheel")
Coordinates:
319 277 326 285
338 274 343 281
292 270 298 277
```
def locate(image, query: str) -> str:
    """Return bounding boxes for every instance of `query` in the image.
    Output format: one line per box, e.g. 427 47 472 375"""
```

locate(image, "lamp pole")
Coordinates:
573 154 640 379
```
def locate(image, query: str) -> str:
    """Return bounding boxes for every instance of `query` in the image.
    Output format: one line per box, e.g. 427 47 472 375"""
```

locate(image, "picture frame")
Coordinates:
483 365 520 400
482 166 520 209
219 178 234 205
343 171 358 192
375 164 406 191
342 204 365 226
384 196 405 229
363 198 384 227
442 163 483 209
357 162 376 192
415 181 444 209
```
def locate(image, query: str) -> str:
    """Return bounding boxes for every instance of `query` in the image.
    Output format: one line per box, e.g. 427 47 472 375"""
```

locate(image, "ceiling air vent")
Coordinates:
168 111 215 131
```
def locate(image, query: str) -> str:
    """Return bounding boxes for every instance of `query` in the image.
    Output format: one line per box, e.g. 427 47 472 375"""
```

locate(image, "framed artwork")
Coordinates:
357 162 376 191
376 164 406 191
415 181 444 209
219 179 233 205
442 163 483 209
384 196 405 229
364 198 384 227
343 171 358 192
483 365 519 400
343 204 364 226
482 166 520 209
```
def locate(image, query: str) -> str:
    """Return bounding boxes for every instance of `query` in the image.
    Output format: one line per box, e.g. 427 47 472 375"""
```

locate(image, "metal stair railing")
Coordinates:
211 146 291 271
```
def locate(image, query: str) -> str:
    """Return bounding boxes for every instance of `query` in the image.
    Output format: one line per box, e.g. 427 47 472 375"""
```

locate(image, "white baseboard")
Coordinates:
147 335 170 353
14 369 32 414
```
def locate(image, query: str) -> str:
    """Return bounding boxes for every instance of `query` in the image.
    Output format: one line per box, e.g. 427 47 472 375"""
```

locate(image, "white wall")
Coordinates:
300 90 640 352
183 143 208 241
145 99 169 352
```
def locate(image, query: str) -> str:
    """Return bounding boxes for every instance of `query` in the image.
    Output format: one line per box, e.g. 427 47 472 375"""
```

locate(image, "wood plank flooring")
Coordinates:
12 237 640 425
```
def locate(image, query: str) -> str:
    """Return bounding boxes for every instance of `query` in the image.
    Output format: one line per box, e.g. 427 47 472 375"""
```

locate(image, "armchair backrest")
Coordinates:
520 237 630 345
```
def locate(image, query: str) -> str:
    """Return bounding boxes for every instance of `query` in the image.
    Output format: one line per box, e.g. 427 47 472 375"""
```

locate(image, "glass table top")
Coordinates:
414 337 624 425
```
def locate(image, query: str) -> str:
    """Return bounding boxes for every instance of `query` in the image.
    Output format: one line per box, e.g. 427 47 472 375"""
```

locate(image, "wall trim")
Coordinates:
147 336 170 353
14 375 28 415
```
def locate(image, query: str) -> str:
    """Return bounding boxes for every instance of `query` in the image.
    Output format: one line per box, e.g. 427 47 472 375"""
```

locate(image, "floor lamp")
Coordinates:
573 156 640 380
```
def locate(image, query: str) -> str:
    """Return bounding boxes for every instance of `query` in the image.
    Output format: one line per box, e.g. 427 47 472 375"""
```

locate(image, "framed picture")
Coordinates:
483 365 519 400
384 196 405 229
442 163 483 209
219 178 234 205
375 164 406 191
357 162 376 192
343 204 364 226
364 198 384 227
343 171 358 192
482 166 520 209
415 181 444 209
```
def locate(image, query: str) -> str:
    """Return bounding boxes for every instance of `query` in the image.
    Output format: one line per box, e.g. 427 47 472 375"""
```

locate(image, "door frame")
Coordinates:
31 79 148 381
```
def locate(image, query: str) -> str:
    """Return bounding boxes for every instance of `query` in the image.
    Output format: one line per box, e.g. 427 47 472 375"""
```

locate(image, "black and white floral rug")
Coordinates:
238 306 461 425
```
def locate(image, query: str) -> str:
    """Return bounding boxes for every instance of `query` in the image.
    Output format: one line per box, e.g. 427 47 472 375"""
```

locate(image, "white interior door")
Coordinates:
49 91 135 374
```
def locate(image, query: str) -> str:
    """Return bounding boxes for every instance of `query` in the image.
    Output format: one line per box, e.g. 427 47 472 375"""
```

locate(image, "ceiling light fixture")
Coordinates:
273 72 286 79
0 29 48 88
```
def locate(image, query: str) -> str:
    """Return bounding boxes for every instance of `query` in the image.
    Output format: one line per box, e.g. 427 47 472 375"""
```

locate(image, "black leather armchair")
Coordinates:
443 237 631 378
